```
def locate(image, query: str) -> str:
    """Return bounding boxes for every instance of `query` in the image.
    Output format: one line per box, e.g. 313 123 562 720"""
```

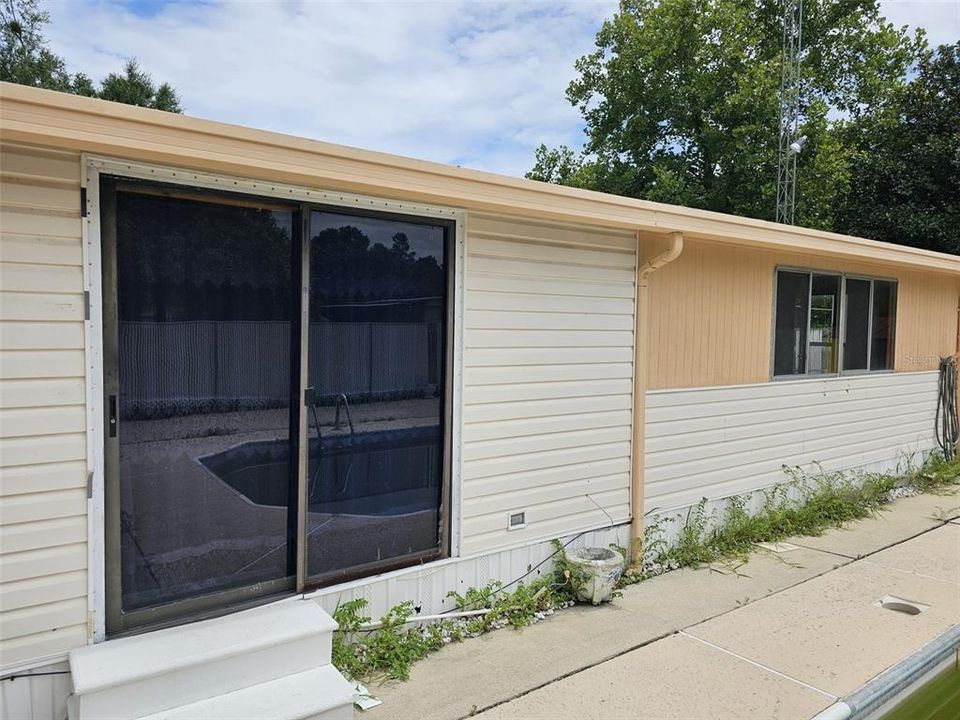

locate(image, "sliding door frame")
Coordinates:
83 156 465 641
297 203 457 593
99 176 302 636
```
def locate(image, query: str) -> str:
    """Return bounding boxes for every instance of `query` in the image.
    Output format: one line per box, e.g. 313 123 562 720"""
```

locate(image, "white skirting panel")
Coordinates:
303 523 629 621
645 371 940 516
0 660 71 720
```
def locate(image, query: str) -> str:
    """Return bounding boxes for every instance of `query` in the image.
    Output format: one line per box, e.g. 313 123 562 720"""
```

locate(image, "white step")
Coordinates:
69 601 340 720
134 665 354 720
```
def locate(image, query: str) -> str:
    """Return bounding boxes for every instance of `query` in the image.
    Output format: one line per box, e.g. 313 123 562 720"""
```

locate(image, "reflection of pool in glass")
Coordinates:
200 425 441 517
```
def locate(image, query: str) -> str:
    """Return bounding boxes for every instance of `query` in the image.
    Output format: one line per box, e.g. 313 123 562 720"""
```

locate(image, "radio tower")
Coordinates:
775 0 804 224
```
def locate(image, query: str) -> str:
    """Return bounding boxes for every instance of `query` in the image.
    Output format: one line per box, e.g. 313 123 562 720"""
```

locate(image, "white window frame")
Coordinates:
770 266 898 380
82 155 466 643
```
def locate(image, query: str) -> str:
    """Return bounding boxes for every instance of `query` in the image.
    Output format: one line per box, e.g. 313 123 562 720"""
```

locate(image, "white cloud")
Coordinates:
41 1 958 178
44 0 616 176
880 0 959 48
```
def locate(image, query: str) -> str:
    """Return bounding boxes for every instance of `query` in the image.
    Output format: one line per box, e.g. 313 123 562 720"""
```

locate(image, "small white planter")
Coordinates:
566 547 625 605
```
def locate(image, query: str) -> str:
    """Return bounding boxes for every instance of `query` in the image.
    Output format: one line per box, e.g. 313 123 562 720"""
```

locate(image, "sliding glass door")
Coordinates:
102 181 301 633
102 179 452 634
303 210 450 586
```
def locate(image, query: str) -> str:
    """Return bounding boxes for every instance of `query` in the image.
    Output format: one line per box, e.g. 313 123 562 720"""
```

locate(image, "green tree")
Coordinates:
531 0 924 230
1 0 181 112
835 43 960 254
0 0 91 93
527 144 588 187
98 59 182 113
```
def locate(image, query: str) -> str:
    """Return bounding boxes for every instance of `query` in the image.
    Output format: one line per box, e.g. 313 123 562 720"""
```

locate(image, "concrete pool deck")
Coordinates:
363 491 960 720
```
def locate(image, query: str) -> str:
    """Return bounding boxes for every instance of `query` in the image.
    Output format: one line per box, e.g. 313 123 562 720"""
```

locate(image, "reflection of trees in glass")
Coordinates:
810 294 835 331
310 225 444 319
117 192 293 321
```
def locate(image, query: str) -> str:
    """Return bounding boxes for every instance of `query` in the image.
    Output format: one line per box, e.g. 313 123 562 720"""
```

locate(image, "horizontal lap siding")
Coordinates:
461 213 636 554
643 237 960 390
645 372 938 513
0 143 88 672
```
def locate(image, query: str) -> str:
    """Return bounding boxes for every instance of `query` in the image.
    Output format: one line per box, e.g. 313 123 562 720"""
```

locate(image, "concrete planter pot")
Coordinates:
566 547 625 605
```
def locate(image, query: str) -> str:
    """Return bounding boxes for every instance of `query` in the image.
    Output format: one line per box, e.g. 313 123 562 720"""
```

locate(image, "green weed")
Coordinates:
648 452 959 572
331 452 960 683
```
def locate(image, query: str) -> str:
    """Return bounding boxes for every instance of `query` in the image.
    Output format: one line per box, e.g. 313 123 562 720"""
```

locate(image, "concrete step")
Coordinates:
69 601 341 719
133 665 354 720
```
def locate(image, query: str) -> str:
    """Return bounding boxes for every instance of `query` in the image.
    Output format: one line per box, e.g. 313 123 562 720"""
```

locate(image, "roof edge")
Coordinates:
2 82 958 274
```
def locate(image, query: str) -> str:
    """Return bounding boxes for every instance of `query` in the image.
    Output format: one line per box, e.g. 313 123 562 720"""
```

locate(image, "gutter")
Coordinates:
2 83 959 275
630 231 684 563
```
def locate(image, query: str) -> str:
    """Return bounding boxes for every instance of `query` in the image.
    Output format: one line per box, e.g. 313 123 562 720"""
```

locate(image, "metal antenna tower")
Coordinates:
776 0 804 224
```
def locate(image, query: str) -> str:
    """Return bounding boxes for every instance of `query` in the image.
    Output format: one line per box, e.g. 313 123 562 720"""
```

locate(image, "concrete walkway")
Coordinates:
363 492 960 720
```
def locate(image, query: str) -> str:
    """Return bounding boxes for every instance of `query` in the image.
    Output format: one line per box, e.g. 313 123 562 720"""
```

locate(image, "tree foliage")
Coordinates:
529 0 928 236
98 59 182 113
835 43 960 254
1 0 181 112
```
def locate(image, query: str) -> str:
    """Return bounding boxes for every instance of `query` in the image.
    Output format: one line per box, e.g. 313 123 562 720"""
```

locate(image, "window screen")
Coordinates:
843 278 871 371
774 269 897 378
871 280 896 370
774 271 809 376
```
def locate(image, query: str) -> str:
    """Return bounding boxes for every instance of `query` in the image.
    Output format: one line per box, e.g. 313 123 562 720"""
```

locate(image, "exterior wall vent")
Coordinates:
507 512 526 530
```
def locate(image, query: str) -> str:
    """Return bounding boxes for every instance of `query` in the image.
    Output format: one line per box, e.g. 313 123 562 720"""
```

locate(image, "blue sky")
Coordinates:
43 0 959 178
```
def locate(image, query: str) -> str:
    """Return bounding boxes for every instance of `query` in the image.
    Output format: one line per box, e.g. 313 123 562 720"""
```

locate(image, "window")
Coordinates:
773 271 840 376
843 276 897 372
773 269 896 378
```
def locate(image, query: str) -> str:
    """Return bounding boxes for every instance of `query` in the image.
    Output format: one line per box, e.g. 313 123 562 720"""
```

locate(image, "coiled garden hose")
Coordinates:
935 356 959 460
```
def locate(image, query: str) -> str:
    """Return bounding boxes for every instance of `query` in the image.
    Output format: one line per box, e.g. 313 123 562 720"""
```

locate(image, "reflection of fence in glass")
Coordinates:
808 293 836 374
807 326 836 374
119 320 438 418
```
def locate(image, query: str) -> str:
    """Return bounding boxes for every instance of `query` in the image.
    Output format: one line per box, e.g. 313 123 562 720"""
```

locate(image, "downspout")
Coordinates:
630 231 684 564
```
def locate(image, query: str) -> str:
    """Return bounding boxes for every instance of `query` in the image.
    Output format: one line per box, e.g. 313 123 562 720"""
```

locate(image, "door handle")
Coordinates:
108 394 118 438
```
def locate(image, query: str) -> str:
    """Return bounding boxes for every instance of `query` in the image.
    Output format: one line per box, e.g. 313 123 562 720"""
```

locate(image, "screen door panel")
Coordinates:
105 183 299 630
303 210 449 583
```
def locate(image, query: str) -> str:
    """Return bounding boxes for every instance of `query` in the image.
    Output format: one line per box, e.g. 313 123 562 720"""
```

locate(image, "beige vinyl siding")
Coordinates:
642 236 960 390
645 371 938 513
0 142 88 671
460 213 636 554
895 269 959 370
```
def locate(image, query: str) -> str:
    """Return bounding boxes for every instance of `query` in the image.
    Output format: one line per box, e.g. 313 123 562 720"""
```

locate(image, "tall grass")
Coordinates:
332 453 960 681
645 453 960 572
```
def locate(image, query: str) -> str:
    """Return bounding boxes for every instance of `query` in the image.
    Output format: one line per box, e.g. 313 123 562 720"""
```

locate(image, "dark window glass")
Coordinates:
305 211 448 581
843 278 871 371
871 280 896 370
115 189 296 612
808 274 840 374
774 271 810 375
